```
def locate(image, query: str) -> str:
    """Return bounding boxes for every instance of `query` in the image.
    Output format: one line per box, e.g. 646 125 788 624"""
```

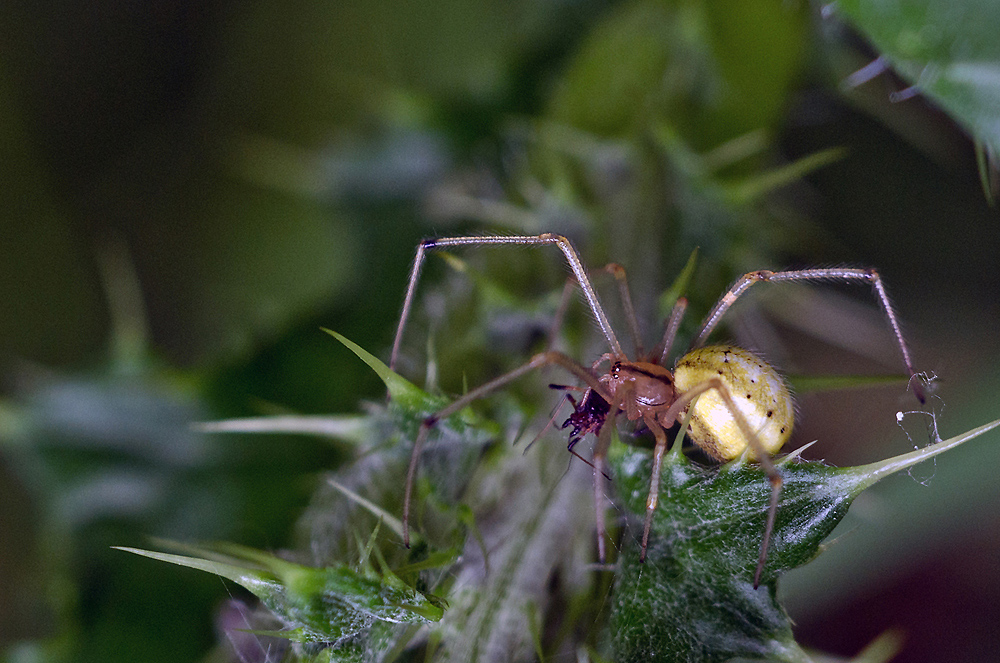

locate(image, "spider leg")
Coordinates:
550 261 646 357
520 391 573 457
655 296 688 366
658 377 782 588
590 396 621 563
640 417 671 562
692 267 924 403
391 234 624 374
402 350 611 549
597 263 644 357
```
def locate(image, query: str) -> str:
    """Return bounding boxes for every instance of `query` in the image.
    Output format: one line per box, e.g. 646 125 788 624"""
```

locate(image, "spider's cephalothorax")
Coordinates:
389 233 922 586
605 361 676 420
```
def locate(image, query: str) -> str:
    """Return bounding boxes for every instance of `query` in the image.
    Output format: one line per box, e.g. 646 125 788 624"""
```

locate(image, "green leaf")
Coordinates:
547 0 678 137
658 247 699 319
785 373 909 394
322 329 496 439
193 414 371 443
322 328 429 409
326 476 405 540
721 147 847 205
974 141 998 206
548 0 806 147
608 417 1000 662
847 417 1000 489
115 542 445 650
610 452 835 662
836 0 1000 154
436 252 524 310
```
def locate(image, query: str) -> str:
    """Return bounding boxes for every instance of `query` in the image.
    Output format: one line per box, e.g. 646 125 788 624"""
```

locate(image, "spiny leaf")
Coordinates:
327 477 405 539
721 147 847 204
836 0 1000 154
849 417 1000 489
115 542 445 650
324 329 497 446
609 417 1000 662
974 140 998 206
322 329 493 436
113 546 284 597
659 247 699 319
322 328 429 410
193 414 370 443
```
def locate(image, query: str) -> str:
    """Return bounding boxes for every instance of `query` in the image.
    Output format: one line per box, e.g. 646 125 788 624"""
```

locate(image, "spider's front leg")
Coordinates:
402 350 610 549
390 233 624 375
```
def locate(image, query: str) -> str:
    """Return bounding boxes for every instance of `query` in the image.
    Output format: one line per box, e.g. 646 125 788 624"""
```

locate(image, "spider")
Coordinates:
388 233 922 586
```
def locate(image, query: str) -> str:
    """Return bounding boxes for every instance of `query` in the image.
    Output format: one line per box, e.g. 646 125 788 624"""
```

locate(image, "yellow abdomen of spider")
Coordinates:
673 345 794 461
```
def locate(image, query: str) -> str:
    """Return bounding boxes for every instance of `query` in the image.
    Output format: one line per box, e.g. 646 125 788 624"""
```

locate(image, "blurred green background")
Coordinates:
1 0 999 661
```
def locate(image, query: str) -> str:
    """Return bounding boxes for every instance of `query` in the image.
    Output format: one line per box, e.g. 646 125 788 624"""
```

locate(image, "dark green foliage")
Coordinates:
127 332 999 661
837 0 1000 154
5 0 1000 661
117 543 446 662
607 417 1000 662
609 446 850 662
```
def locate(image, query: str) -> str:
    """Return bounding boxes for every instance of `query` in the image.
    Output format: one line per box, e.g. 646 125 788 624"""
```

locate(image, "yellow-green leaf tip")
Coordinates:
321 328 424 404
